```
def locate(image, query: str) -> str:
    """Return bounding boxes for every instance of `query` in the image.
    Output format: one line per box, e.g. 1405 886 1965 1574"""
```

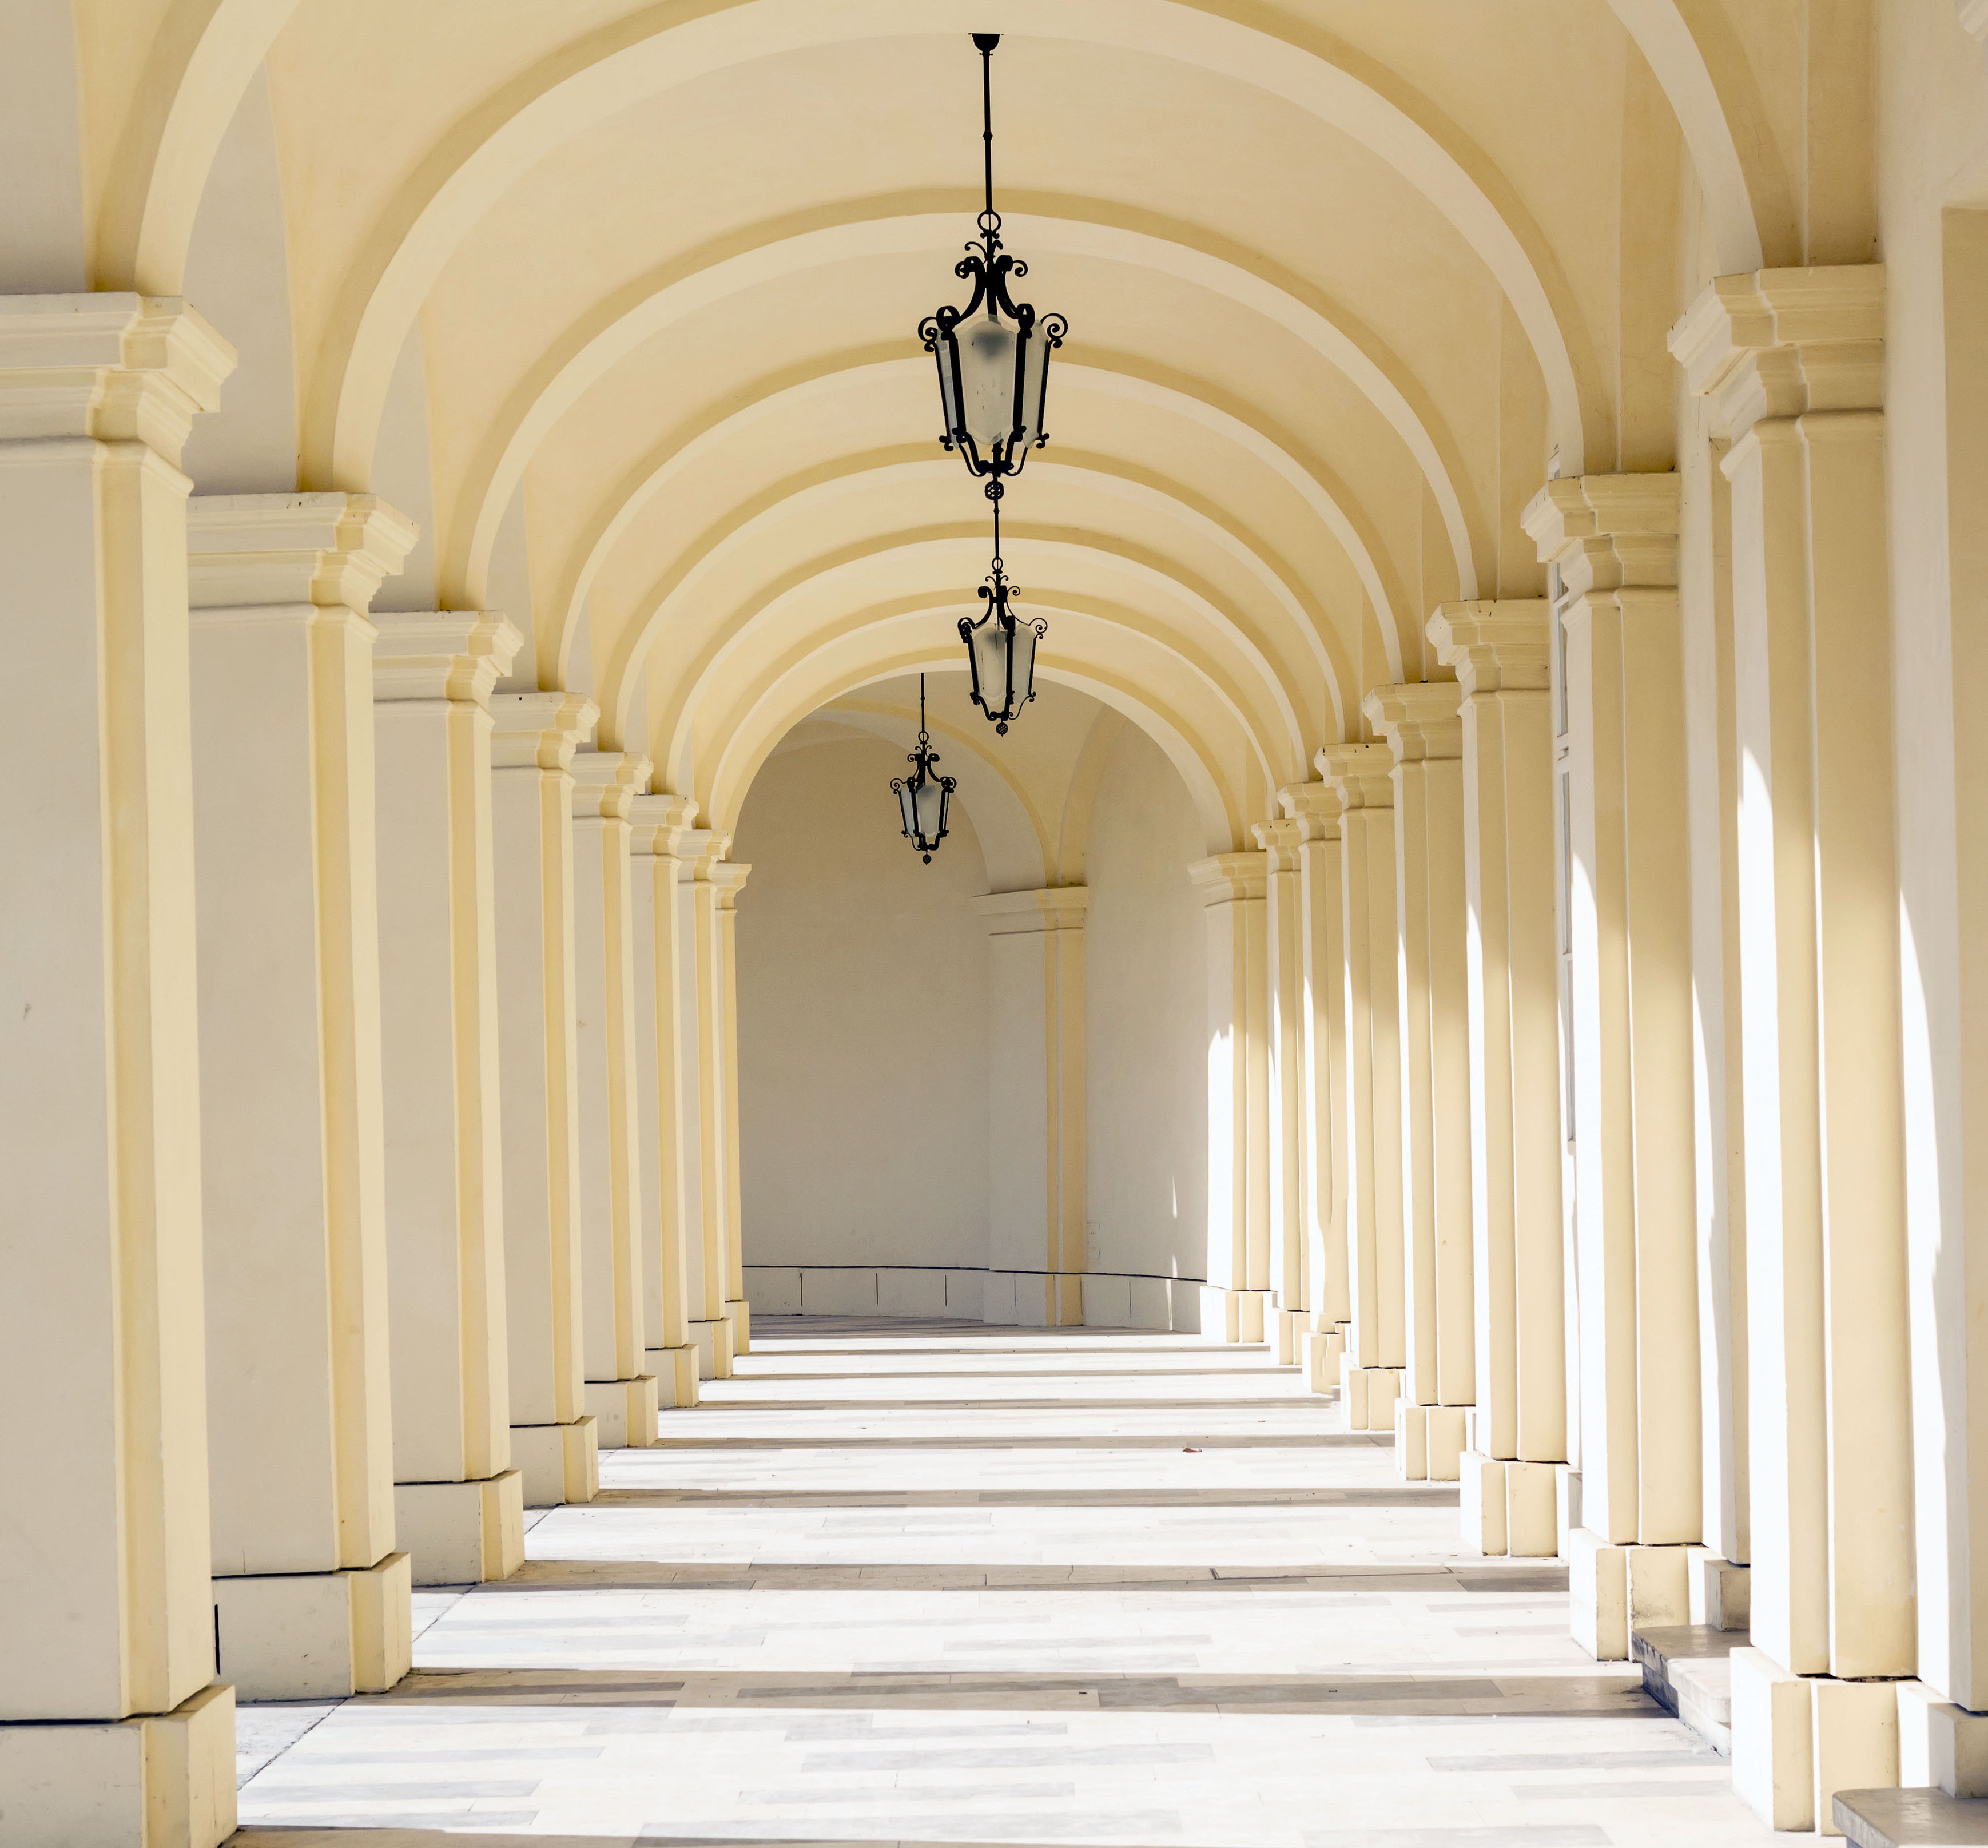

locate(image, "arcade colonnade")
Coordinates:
5 2 1988 1843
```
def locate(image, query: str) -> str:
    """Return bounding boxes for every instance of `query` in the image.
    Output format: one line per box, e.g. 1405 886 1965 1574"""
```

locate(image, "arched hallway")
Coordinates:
227 1318 1768 1845
14 2 1988 1841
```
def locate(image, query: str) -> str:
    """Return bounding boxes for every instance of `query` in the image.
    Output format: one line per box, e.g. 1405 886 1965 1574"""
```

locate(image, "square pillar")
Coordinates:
1318 744 1406 1424
677 829 737 1379
715 860 753 1353
0 292 238 1845
188 491 414 1692
1253 820 1309 1361
1187 852 1271 1342
1675 265 1913 1822
372 613 527 1584
571 751 659 1445
1429 603 1568 1547
1524 472 1703 1654
628 795 703 1406
1367 683 1475 1480
976 888 1090 1328
1281 784 1350 1350
489 691 601 1505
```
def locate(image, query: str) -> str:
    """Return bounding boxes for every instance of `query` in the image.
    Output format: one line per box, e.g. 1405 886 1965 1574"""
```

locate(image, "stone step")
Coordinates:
1631 1623 1746 1756
1836 1787 1988 1846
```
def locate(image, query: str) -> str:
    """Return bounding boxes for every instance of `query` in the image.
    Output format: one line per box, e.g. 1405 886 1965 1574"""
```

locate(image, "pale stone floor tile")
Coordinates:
235 1319 1779 1844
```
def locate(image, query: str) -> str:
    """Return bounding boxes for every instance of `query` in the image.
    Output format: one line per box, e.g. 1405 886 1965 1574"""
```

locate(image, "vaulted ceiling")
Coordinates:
62 0 1814 846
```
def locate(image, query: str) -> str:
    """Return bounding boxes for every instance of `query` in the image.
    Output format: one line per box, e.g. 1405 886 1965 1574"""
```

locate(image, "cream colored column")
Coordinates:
629 794 703 1406
1524 474 1701 1661
187 493 413 1696
677 829 735 1379
1674 267 1913 1831
372 613 526 1585
1429 603 1565 1558
1254 820 1309 1364
1318 744 1406 1431
1282 782 1351 1394
976 888 1090 1326
489 692 601 1506
0 294 237 1846
1367 684 1474 1483
1187 853 1271 1342
715 860 753 1353
570 751 659 1445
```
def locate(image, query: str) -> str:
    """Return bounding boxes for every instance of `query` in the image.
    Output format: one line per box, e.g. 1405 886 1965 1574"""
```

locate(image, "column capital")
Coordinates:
1426 600 1552 696
372 611 523 707
627 793 700 857
1521 473 1679 595
1363 682 1464 762
189 492 418 618
976 886 1091 935
1669 265 1884 437
709 861 752 910
1188 851 1268 904
676 828 734 879
1315 741 1395 809
490 690 598 770
0 293 234 459
570 750 654 821
1250 817 1303 871
1278 779 1344 842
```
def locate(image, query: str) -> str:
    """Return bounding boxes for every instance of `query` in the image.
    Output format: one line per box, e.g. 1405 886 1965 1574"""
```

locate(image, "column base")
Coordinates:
585 1373 661 1446
647 1344 701 1409
213 1549 412 1698
1271 1307 1309 1364
395 1470 526 1585
1459 1454 1560 1557
1732 1651 1901 1835
511 1417 599 1507
1460 1453 1505 1553
0 1680 236 1848
1302 1326 1345 1394
1555 1465 1582 1557
1686 1546 1750 1631
725 1297 751 1354
1338 1358 1402 1432
689 1318 734 1381
1394 1402 1466 1481
1899 1681 1988 1797
1025 1273 1084 1327
1568 1531 1690 1659
1197 1286 1271 1343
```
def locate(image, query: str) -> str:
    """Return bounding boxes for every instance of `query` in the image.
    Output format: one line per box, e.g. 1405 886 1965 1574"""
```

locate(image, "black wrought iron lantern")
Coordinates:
892 676 957 863
959 496 1045 735
917 33 1067 485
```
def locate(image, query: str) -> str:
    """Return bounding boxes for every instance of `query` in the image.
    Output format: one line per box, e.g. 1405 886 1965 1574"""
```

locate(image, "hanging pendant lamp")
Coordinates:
917 33 1067 484
959 493 1044 734
892 675 957 862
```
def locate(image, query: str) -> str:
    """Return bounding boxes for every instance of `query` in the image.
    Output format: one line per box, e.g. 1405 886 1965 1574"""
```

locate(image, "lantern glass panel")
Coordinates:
960 316 1019 453
935 340 963 447
897 779 919 838
914 776 948 840
1010 617 1040 710
1015 325 1050 452
969 613 1011 711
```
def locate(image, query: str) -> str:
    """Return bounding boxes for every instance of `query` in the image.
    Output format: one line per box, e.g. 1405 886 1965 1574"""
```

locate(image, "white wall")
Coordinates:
733 710 1211 1327
733 735 992 1302
1082 718 1210 1320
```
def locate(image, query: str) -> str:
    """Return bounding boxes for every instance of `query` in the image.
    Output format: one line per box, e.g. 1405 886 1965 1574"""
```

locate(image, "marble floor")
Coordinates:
232 1316 1778 1847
